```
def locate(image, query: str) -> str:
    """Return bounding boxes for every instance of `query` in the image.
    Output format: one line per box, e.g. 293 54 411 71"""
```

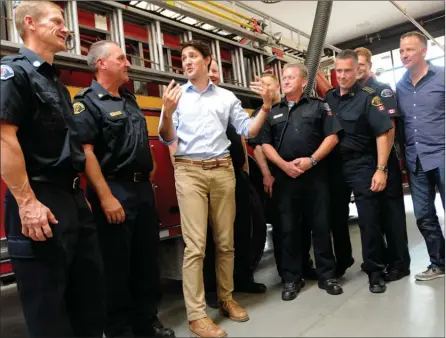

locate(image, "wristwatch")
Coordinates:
376 166 388 173
309 156 318 167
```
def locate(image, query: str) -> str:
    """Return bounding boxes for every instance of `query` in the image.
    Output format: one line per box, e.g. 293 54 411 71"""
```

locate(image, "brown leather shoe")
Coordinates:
219 300 249 322
189 317 227 338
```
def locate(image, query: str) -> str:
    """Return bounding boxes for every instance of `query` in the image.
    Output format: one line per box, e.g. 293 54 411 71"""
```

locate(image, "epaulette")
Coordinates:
1 54 25 63
74 87 92 99
362 86 376 95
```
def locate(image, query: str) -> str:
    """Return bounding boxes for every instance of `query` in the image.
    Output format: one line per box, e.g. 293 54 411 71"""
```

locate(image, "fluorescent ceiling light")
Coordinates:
201 24 215 31
181 17 198 25
135 2 148 10
161 9 179 18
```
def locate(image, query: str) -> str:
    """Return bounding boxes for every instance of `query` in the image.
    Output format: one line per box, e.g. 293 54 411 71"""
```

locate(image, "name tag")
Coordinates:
273 113 283 119
110 111 122 117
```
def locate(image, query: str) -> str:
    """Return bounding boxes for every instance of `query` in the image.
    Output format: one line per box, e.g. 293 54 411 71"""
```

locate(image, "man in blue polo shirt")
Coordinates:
396 31 445 281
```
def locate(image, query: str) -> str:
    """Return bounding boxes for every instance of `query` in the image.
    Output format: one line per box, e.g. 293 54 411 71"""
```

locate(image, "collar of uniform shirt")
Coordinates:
19 46 57 74
184 80 216 94
91 80 128 100
278 95 310 108
334 81 362 97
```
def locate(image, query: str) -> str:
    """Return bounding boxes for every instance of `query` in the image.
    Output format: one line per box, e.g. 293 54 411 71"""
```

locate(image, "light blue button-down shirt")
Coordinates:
159 80 252 159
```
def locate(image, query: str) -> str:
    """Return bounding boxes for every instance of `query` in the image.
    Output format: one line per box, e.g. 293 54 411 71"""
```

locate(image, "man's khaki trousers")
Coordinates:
174 162 236 321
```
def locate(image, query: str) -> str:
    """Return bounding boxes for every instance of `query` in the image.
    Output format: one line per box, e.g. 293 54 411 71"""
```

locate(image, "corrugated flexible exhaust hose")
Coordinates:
304 1 333 97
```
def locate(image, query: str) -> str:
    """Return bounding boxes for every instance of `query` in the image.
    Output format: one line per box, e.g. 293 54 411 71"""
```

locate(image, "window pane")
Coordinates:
392 48 403 68
376 70 396 90
431 57 445 67
426 36 445 60
371 51 393 73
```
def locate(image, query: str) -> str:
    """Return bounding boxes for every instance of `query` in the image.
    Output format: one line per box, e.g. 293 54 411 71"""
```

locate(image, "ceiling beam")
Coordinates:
335 11 445 55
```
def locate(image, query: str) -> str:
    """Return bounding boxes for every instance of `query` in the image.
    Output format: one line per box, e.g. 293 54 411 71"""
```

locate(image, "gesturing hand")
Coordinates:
162 79 182 118
250 77 273 107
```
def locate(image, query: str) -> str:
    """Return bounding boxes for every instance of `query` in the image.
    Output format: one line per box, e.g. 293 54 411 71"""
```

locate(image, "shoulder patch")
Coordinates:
73 102 86 115
74 87 92 99
380 88 393 98
1 65 14 80
362 86 376 95
371 96 383 107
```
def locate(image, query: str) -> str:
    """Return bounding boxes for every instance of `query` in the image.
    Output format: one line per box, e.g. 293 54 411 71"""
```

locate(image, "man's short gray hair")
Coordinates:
282 63 308 80
336 49 358 63
87 40 120 71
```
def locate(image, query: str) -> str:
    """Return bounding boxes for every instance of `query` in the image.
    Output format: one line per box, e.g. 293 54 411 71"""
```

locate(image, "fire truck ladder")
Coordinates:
1 0 340 98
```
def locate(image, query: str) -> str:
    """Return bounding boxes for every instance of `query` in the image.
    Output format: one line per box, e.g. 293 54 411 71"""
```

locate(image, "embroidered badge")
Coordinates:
381 88 393 98
73 102 86 115
388 109 396 114
1 65 14 80
273 113 283 119
378 105 385 111
371 96 383 107
110 111 122 117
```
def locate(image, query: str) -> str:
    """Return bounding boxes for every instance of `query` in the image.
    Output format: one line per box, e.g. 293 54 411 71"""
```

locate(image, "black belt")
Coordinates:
29 175 80 191
105 172 150 183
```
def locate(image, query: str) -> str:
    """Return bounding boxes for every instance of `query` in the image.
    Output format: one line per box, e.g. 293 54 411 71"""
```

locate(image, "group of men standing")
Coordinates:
252 31 444 302
0 1 444 338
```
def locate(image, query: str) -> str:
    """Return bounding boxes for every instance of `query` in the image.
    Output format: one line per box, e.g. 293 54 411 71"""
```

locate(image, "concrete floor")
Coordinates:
1 193 444 337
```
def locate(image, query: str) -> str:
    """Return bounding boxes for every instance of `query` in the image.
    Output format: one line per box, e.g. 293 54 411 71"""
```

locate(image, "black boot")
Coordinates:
281 279 305 301
318 279 343 295
369 274 387 294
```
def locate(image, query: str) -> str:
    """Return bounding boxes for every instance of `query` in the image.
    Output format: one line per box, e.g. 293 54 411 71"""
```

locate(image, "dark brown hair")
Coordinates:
181 40 211 58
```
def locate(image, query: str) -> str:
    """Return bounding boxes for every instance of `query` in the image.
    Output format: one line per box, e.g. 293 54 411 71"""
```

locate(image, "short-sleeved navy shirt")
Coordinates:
72 80 152 175
261 96 342 161
0 47 85 177
325 82 392 156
